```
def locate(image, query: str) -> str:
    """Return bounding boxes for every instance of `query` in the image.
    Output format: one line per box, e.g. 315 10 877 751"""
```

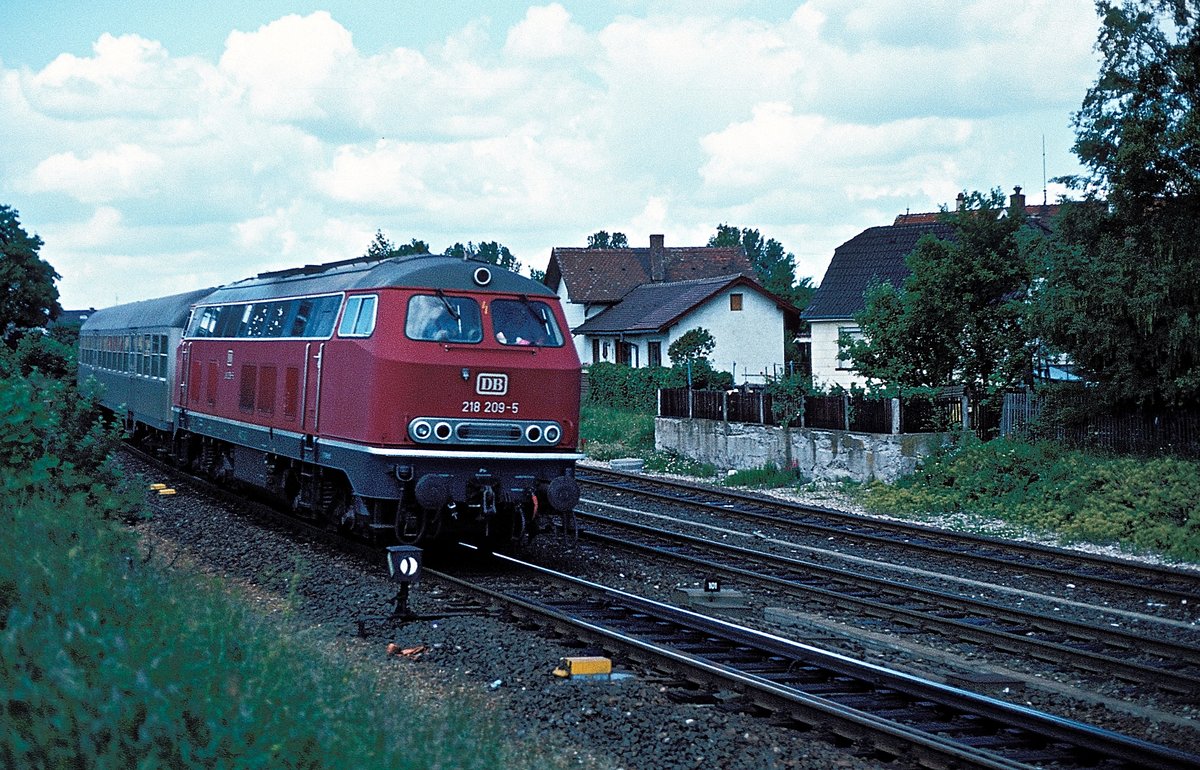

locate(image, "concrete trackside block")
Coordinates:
676 587 750 613
609 458 645 472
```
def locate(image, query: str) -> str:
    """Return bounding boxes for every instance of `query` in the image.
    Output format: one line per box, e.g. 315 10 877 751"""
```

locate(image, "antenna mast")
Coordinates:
1042 134 1048 206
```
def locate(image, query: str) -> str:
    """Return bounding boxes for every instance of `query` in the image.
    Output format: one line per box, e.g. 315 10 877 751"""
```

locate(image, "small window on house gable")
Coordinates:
729 293 743 311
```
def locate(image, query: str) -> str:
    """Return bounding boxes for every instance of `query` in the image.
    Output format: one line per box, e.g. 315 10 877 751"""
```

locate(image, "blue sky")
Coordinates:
1 1 1101 309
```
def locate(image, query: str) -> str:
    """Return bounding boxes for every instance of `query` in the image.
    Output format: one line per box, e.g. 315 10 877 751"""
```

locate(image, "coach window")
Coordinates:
338 295 377 337
405 294 482 343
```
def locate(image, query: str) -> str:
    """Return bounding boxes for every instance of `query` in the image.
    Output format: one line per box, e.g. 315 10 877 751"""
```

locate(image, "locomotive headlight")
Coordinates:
543 424 561 444
433 422 453 441
410 420 432 441
524 425 542 443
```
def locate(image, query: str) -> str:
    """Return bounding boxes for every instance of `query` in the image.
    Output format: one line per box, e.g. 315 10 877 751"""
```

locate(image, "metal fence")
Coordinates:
657 388 970 435
659 386 1200 455
1002 392 1200 457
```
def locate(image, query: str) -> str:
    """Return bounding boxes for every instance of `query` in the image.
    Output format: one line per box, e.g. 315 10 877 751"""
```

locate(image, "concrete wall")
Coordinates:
655 416 950 484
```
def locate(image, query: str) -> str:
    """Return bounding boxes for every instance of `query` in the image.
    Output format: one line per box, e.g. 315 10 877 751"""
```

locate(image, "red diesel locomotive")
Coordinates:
79 253 583 545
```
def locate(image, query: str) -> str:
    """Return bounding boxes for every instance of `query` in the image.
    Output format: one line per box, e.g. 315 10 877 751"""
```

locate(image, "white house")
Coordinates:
802 190 1062 389
544 235 795 383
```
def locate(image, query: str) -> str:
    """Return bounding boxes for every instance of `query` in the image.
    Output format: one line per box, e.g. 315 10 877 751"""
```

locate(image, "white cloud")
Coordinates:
30 144 164 202
504 4 589 60
219 12 355 122
0 2 1101 308
28 33 217 119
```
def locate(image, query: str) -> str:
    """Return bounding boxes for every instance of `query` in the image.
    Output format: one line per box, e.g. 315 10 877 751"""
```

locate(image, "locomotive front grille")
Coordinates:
454 422 522 442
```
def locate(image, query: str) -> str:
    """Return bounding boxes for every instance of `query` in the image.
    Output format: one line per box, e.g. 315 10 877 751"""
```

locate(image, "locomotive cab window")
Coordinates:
338 295 377 337
405 294 482 343
491 298 564 347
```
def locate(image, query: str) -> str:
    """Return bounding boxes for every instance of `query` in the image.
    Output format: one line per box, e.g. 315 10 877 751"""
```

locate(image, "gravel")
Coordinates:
124 451 1200 767
124 453 893 770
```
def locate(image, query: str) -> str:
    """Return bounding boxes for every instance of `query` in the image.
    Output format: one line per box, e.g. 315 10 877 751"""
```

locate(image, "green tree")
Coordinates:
1031 0 1200 406
444 241 521 272
586 231 629 249
0 205 61 345
844 190 1035 395
667 327 715 367
362 230 430 260
708 224 814 310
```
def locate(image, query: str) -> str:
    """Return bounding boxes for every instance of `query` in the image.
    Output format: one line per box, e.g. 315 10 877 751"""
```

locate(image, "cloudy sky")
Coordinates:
2 1 1101 310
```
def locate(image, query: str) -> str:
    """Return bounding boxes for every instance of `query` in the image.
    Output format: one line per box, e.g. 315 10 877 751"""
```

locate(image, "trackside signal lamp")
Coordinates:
387 545 422 584
386 545 422 621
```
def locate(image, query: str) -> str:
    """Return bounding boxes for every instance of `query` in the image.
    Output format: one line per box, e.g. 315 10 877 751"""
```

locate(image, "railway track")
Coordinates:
573 510 1200 697
128 447 1200 765
435 548 1200 770
576 467 1200 610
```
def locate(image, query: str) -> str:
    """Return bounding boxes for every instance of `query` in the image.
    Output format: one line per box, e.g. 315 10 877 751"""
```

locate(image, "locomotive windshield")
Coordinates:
405 294 483 343
491 298 564 347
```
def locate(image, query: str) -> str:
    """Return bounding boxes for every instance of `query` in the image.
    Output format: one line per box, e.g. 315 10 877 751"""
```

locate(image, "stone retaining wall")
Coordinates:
654 417 951 484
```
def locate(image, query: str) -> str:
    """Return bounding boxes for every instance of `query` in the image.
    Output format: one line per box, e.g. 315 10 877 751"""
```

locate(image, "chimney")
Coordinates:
1009 185 1026 214
649 234 665 282
955 192 966 211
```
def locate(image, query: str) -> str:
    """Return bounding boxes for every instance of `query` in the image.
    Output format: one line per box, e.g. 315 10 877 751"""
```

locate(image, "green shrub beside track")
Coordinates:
863 437 1200 563
0 339 549 769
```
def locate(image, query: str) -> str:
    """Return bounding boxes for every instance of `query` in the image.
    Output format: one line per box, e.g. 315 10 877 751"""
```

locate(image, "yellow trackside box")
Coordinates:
149 483 167 490
553 656 612 678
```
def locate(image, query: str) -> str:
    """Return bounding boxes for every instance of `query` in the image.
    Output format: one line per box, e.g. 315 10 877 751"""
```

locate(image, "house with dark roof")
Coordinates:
802 188 1061 389
545 234 794 381
801 220 954 389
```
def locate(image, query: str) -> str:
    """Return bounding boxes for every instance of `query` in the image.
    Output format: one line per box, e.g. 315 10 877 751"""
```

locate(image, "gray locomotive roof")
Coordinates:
81 287 218 332
199 253 556 305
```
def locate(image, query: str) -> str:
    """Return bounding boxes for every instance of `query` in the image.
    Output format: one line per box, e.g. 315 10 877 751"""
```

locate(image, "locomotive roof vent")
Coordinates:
473 266 492 286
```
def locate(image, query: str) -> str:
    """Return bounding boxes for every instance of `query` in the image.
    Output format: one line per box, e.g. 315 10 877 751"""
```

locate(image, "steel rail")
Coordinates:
575 511 1200 696
432 547 1200 770
577 467 1200 605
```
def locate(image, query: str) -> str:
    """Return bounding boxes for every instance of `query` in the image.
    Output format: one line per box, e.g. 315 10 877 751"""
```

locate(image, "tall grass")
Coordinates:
0 340 555 770
580 404 715 476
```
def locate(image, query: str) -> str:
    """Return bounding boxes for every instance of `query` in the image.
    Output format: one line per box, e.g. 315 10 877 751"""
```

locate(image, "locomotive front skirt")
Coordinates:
80 253 583 545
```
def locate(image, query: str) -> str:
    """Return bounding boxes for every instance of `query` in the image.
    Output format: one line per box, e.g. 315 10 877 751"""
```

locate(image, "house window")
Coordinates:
617 341 638 367
729 293 743 311
648 341 662 368
592 338 601 364
837 326 862 370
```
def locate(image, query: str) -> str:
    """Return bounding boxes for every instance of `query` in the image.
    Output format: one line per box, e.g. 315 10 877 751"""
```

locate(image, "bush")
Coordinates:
585 363 675 411
863 437 1200 562
0 344 546 770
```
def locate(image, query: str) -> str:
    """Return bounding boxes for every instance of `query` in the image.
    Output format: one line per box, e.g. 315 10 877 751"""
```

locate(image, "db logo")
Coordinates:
476 373 508 396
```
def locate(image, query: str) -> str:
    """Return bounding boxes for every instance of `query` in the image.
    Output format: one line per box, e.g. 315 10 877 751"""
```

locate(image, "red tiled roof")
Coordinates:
546 244 755 304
